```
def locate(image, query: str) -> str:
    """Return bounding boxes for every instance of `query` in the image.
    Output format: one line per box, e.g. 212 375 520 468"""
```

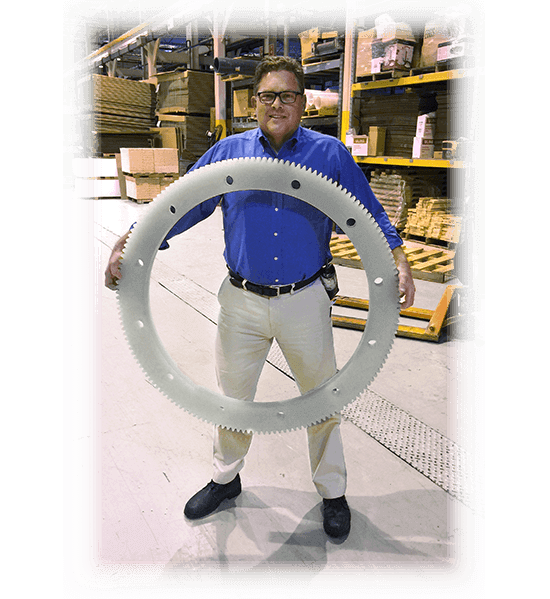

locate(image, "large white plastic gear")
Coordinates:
116 157 400 434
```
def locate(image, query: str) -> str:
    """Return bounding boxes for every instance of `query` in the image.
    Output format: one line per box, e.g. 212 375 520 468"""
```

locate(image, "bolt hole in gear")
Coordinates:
116 158 400 434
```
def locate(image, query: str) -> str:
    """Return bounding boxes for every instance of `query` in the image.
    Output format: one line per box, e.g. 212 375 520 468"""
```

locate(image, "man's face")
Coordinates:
252 69 306 152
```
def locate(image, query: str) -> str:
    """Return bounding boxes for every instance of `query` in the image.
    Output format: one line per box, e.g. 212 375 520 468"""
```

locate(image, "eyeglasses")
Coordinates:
256 91 302 105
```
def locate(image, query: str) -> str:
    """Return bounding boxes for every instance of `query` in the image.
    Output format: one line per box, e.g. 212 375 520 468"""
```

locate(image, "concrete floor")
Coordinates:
80 193 481 593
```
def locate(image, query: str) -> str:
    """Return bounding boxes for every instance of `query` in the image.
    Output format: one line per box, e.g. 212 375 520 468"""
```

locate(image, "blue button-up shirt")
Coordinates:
160 126 402 286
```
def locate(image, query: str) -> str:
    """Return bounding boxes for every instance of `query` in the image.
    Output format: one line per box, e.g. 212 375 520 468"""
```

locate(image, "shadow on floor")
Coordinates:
163 485 454 575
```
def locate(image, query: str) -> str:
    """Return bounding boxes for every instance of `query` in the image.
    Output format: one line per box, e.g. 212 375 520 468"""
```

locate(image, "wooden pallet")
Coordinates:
128 197 153 204
80 196 122 201
330 234 455 283
402 233 455 249
302 53 342 66
355 69 412 84
355 58 471 84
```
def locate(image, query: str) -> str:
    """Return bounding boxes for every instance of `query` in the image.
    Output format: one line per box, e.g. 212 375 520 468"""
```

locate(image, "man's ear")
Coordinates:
251 95 257 109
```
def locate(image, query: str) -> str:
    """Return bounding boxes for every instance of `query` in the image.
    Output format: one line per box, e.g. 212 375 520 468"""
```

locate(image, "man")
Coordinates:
105 56 415 539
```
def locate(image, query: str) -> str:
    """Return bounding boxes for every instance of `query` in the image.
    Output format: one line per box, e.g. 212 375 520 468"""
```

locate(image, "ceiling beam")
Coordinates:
80 1 216 72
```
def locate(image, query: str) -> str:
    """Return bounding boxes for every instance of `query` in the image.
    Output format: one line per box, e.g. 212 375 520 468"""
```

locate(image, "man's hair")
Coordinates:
252 56 305 95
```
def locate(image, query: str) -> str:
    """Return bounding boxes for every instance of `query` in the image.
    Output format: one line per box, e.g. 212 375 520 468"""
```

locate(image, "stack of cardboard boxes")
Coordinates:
355 20 417 77
121 148 179 202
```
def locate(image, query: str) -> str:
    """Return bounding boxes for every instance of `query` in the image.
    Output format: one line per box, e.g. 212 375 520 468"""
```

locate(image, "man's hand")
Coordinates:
105 230 131 290
392 245 416 310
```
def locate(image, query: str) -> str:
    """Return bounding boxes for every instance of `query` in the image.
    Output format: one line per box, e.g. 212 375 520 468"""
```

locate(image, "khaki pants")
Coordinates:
212 276 347 499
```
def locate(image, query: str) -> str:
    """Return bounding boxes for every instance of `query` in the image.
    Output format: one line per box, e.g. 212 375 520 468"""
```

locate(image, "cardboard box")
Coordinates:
382 39 415 71
125 174 180 201
377 20 416 43
420 20 451 68
120 148 178 175
120 148 155 174
370 39 386 73
412 136 434 159
150 127 179 150
233 88 254 118
369 37 416 73
153 148 179 174
72 157 118 179
355 28 377 77
351 136 369 156
416 112 437 138
436 36 473 63
125 175 161 201
74 178 120 198
368 127 386 156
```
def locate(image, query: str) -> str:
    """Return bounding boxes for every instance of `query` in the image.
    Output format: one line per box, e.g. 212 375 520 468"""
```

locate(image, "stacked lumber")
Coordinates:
370 169 447 230
404 197 461 243
90 75 156 133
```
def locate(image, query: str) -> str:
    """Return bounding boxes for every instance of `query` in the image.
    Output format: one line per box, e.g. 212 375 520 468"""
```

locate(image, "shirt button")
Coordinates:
274 257 278 260
274 232 278 236
275 207 279 211
275 278 279 283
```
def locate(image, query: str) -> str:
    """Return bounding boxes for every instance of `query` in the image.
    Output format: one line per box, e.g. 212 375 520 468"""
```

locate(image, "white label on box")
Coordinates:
412 136 434 159
352 137 369 156
371 58 383 73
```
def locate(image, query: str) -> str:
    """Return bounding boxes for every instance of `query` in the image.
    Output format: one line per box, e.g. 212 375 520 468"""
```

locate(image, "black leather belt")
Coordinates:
228 266 322 297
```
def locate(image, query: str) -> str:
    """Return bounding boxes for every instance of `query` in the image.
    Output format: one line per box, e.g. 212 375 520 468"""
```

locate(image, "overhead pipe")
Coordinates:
213 57 259 76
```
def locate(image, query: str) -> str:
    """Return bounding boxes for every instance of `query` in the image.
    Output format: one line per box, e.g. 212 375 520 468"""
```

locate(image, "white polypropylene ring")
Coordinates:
116 157 400 433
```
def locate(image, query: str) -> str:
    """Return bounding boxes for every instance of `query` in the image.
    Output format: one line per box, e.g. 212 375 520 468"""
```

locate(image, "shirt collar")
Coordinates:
257 126 301 153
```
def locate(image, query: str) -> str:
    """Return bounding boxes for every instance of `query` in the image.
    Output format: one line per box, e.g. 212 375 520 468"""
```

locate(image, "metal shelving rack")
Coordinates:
339 16 472 170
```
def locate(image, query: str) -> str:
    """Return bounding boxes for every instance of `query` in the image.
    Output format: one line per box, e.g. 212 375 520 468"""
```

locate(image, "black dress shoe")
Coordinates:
184 475 242 520
322 495 351 538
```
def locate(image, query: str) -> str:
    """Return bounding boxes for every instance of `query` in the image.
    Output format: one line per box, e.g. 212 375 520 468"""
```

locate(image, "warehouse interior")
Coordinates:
63 0 489 594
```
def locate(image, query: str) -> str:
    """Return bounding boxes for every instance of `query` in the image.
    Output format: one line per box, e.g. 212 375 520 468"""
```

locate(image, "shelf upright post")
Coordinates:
213 13 227 139
186 21 200 71
341 3 356 145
